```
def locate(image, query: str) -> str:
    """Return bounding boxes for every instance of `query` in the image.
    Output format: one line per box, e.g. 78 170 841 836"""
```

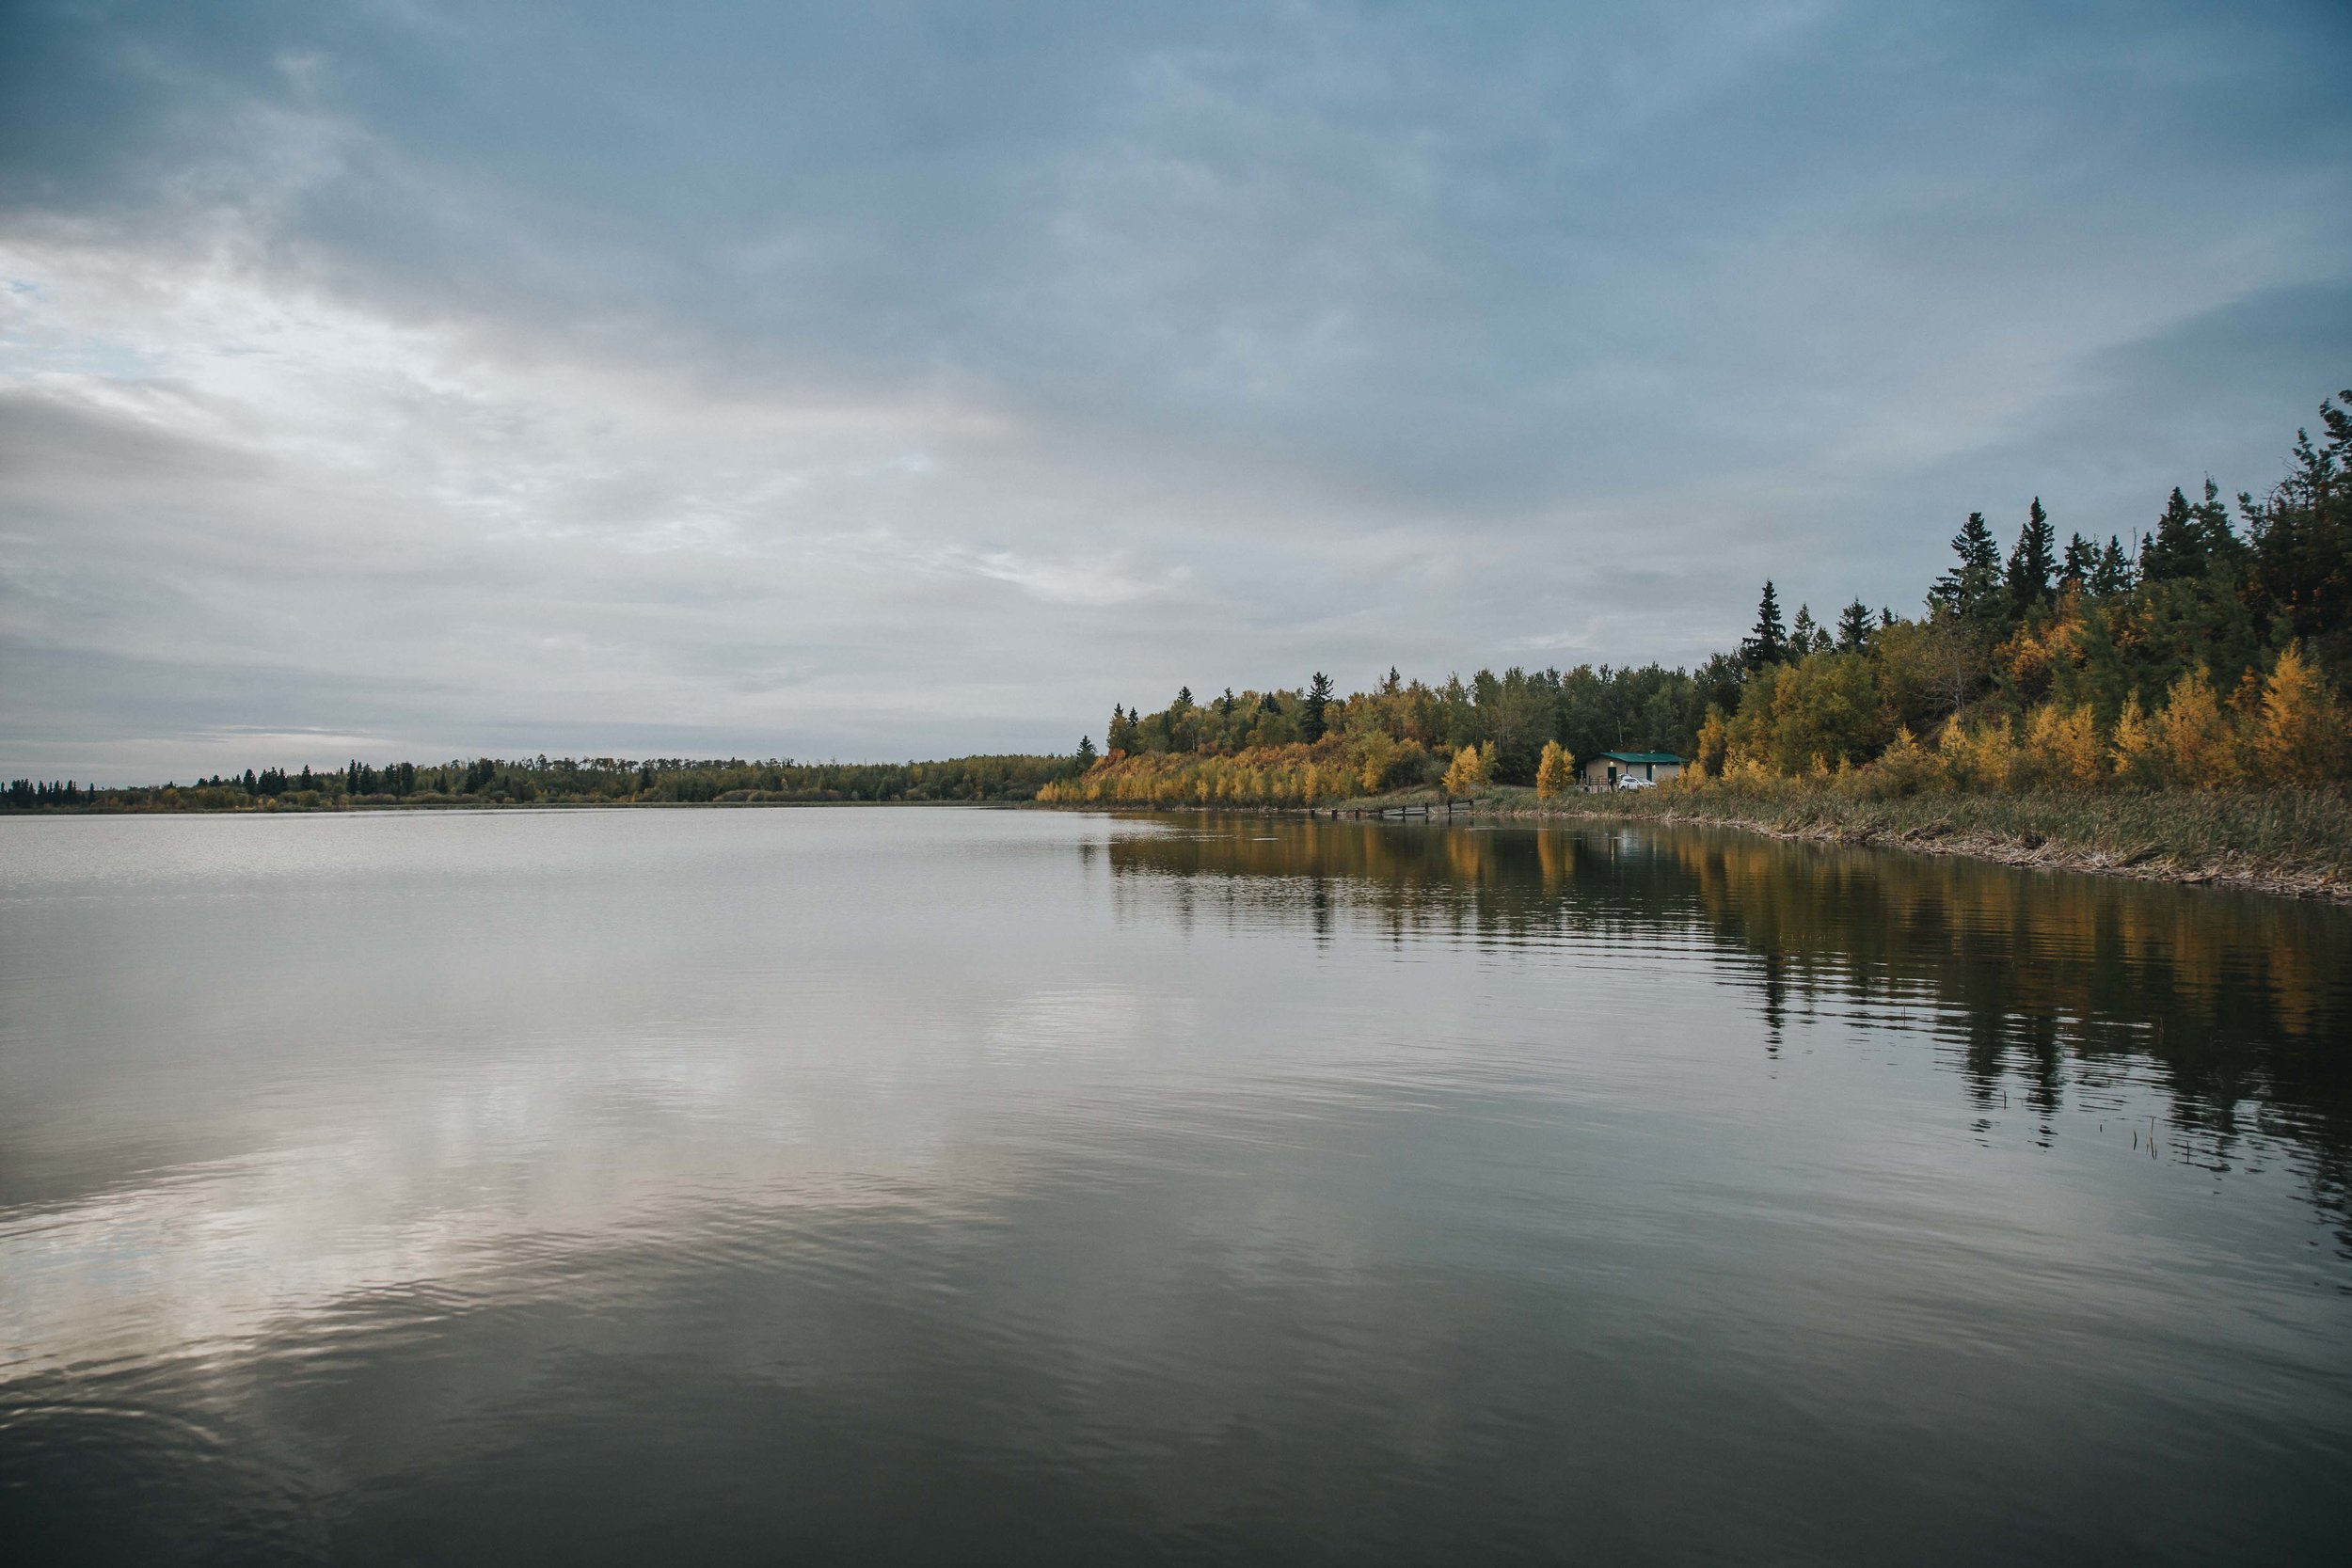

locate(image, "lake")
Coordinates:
3 807 2348 1564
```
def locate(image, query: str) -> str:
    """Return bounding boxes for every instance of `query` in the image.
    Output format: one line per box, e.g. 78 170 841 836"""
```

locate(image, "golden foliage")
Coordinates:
2156 668 2240 789
2111 697 2164 789
1038 732 1442 809
1534 739 1573 799
2254 643 2347 784
1442 744 1488 796
2021 704 2106 789
1694 707 1729 776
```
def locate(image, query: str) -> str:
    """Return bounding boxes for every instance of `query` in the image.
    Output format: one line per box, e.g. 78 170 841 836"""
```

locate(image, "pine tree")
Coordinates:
1931 513 2003 621
1836 599 1874 653
2091 535 2133 595
2140 487 2205 582
1075 736 1098 769
2060 531 2096 589
2006 498 2056 617
1791 604 1819 655
1740 581 1788 670
1303 672 1334 741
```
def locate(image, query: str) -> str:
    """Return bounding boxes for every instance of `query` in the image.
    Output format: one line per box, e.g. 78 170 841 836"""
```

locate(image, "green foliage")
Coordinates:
5 754 1077 813
1740 580 1788 670
1930 512 2004 624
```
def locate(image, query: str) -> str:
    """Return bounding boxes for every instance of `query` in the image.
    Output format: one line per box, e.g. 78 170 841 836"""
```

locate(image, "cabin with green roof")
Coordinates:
1581 750 1685 788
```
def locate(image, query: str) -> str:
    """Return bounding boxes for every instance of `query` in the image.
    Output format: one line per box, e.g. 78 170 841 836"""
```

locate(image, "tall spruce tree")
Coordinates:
2006 498 2056 617
1836 599 1874 652
1740 580 1788 670
2060 531 2096 589
1303 672 1334 740
2140 486 2206 581
2091 535 2133 595
1931 513 2003 621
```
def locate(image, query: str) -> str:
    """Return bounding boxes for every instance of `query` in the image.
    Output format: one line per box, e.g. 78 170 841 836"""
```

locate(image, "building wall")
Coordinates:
1580 758 1684 785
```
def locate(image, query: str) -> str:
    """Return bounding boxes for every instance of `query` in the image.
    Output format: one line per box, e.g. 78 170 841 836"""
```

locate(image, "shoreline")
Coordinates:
1448 800 2351 903
9 789 2347 903
1279 784 2352 903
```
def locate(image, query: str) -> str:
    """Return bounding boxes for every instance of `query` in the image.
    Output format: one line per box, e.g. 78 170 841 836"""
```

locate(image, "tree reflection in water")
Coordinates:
1105 814 2352 1245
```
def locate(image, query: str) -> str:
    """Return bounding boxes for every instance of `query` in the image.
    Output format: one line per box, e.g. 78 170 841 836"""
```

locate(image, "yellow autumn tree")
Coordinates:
2110 696 2164 788
2253 642 2346 784
2155 668 2240 788
1534 739 1573 799
1442 744 1486 796
1870 724 1939 796
2022 703 2106 788
1693 706 1730 776
1938 714 2018 791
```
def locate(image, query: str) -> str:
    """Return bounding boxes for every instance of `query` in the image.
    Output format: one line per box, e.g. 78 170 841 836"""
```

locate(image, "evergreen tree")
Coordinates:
1075 736 1097 768
1930 513 2003 621
2190 477 2244 570
2244 392 2352 661
2091 535 2133 596
1791 604 1820 655
2140 487 2206 582
1303 672 1334 740
2060 531 2096 589
2006 498 2056 617
1740 581 1788 670
1836 599 1874 653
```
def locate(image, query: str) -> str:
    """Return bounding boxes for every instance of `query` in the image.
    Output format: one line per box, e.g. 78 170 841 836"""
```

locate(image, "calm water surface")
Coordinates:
3 808 2348 1563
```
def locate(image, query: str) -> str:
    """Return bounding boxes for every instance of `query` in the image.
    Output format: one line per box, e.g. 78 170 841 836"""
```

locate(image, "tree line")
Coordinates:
4 753 1077 813
1046 386 2352 807
10 386 2347 815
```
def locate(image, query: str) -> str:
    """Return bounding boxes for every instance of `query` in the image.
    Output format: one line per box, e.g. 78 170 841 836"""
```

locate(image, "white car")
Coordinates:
1614 775 1656 790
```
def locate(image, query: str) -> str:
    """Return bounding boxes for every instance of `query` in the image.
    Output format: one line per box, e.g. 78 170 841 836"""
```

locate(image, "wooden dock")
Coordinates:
1306 800 1461 822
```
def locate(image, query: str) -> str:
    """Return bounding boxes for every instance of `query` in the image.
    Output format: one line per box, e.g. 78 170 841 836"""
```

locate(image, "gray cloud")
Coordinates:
3 1 2349 778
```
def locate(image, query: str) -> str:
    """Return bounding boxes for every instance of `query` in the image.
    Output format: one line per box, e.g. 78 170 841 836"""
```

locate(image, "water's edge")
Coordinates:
7 794 2345 901
1449 801 2352 902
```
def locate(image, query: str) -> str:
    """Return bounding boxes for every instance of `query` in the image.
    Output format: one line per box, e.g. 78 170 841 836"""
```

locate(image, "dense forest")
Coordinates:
3 754 1073 813
1046 388 2352 807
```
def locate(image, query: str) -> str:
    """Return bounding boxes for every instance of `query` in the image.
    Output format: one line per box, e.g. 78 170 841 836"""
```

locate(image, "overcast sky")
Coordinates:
5 1 2349 779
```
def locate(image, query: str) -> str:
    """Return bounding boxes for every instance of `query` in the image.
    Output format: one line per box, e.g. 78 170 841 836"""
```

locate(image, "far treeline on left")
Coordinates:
3 756 1080 812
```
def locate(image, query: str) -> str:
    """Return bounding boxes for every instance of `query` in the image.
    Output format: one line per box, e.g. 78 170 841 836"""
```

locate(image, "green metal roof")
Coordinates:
1593 751 1684 764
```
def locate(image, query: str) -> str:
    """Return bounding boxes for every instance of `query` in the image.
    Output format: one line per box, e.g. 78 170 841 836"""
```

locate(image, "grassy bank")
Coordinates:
1422 781 2352 900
